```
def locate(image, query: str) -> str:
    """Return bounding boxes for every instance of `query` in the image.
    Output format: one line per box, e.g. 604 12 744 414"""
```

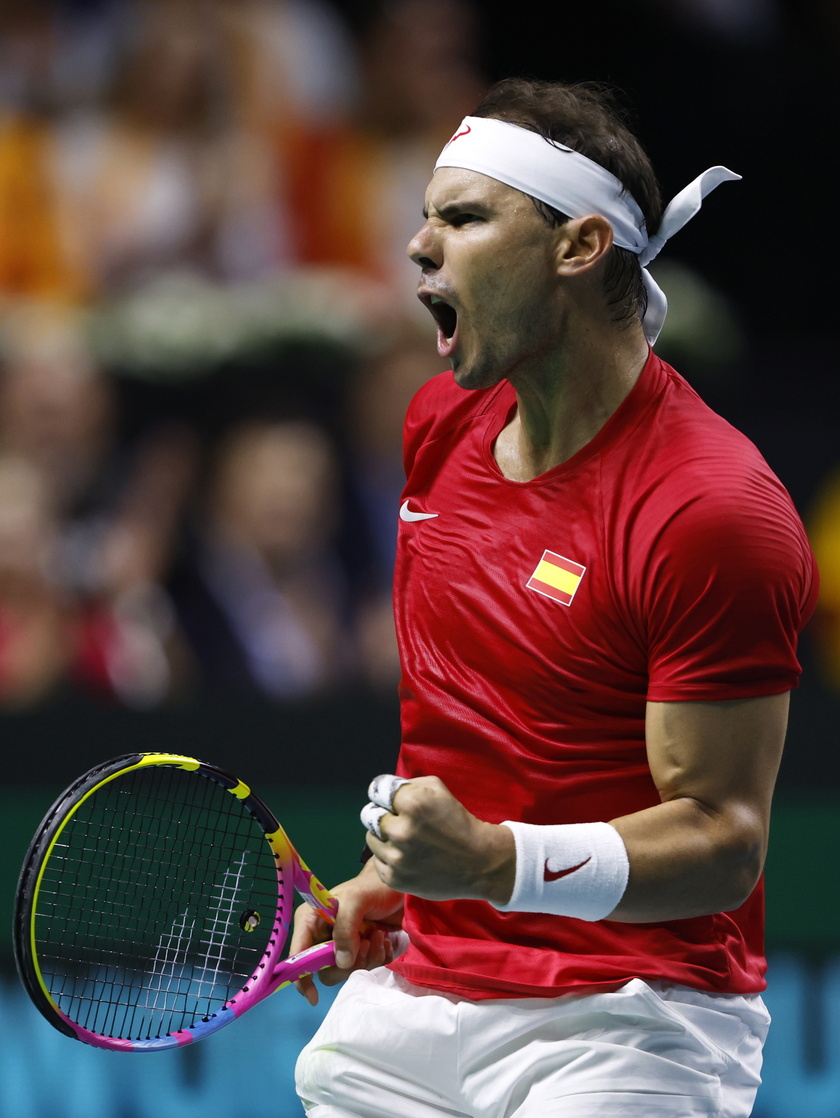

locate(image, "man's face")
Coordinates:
407 167 564 390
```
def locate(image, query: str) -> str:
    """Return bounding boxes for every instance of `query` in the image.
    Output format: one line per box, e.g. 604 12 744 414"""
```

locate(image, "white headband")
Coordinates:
434 116 741 344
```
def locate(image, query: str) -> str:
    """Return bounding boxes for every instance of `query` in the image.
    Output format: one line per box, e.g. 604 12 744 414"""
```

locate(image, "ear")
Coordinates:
553 214 614 277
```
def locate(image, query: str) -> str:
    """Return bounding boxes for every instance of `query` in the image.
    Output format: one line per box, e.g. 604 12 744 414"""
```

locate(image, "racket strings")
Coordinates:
33 765 286 1040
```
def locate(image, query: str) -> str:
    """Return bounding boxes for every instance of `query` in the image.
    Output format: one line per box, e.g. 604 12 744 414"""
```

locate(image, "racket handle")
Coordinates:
268 928 407 995
267 939 337 992
272 940 338 992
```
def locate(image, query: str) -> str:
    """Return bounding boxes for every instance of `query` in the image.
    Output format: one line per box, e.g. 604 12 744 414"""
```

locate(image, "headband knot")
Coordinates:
435 117 741 344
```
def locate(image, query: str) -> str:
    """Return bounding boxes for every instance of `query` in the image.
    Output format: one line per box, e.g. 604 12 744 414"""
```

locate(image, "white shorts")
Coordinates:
295 967 770 1117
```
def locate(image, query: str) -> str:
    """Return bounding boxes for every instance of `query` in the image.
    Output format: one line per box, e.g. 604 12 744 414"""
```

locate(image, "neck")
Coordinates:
493 320 650 482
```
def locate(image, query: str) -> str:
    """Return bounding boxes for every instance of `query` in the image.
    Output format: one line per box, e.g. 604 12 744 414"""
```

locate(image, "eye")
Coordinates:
450 213 480 227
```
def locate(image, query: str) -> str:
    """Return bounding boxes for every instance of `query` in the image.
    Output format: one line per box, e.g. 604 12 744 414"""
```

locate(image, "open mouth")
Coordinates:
422 294 459 357
429 296 457 340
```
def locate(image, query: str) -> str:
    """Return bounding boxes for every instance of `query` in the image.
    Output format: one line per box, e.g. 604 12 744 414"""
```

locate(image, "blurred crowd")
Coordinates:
0 0 486 708
0 0 836 714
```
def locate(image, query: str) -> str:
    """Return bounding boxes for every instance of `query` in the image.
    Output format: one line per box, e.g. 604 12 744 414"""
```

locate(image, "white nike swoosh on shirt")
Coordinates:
399 499 439 522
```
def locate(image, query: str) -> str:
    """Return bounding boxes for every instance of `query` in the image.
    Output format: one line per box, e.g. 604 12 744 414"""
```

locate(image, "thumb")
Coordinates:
331 898 364 970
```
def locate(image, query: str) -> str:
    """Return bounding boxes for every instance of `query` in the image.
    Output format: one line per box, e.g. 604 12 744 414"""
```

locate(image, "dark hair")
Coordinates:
471 78 663 327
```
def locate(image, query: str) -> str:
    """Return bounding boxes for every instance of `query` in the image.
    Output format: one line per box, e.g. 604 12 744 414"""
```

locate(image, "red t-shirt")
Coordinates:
389 351 818 1000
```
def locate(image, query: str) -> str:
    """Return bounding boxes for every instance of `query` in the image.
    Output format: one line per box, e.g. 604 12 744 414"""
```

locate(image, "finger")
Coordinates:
331 900 364 971
333 936 359 971
294 974 320 1006
321 937 369 983
289 902 331 959
367 774 411 812
360 801 389 841
361 926 388 969
289 901 335 1002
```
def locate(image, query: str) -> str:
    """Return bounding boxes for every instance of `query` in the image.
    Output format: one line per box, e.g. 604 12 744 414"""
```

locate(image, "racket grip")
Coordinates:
271 940 338 992
270 928 407 994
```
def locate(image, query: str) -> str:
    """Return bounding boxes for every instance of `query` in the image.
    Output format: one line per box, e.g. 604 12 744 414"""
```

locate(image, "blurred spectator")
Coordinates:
0 304 198 706
0 0 364 309
283 0 487 315
0 0 125 301
0 452 78 707
0 104 79 301
169 417 355 699
214 0 359 134
0 305 116 527
86 418 199 706
42 0 285 301
0 446 169 709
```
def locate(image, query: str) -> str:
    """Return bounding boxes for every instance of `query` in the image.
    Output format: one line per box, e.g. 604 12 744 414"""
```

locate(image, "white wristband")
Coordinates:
493 821 629 921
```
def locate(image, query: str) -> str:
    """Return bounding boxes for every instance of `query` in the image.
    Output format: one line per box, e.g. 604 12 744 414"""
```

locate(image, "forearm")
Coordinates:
365 765 771 924
489 796 766 923
607 796 766 922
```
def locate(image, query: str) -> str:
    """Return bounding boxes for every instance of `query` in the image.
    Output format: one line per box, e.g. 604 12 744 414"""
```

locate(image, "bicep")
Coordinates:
604 693 791 919
645 692 790 834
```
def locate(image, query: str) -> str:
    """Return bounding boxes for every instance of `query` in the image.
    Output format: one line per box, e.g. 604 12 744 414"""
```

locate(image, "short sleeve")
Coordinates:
641 470 818 701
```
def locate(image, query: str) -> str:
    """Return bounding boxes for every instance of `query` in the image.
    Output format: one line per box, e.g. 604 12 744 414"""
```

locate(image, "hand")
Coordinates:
363 775 516 905
289 860 404 1006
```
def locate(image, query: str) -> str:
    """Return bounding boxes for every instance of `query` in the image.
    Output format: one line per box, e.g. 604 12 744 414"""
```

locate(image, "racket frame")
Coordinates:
14 752 340 1051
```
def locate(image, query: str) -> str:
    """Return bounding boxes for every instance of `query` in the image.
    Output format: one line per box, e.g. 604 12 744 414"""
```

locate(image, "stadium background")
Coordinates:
1 1 838 1115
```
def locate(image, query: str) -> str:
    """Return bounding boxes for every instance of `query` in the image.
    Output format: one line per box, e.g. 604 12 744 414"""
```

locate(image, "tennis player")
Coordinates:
291 78 818 1117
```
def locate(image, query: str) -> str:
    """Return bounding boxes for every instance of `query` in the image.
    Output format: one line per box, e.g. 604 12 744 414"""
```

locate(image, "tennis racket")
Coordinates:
14 751 359 1052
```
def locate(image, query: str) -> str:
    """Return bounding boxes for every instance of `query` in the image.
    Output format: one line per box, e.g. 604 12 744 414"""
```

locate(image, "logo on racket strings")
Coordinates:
239 910 261 932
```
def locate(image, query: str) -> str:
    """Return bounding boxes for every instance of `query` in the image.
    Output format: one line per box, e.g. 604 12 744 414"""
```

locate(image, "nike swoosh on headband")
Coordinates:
400 499 439 522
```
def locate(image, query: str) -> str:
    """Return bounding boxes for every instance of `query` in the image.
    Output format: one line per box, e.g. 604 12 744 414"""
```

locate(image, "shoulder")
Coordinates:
620 362 818 656
629 358 802 535
609 363 818 698
615 357 817 613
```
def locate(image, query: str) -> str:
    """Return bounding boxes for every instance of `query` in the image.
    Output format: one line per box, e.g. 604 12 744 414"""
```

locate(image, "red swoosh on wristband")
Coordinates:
543 856 592 882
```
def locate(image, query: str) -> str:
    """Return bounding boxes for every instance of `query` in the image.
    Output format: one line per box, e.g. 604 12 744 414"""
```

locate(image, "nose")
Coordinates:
407 223 441 271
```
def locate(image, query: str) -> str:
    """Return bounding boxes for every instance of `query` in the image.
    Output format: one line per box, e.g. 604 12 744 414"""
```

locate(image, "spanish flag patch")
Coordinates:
526 550 586 607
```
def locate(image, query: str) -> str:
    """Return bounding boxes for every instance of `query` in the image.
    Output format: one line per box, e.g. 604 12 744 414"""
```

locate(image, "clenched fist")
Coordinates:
363 775 516 905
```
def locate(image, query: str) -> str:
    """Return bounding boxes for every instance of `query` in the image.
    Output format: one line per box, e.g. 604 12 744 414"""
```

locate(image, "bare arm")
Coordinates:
367 691 789 922
607 691 789 920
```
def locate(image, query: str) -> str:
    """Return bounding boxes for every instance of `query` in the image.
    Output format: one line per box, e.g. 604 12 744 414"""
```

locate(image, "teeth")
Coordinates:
430 295 444 305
